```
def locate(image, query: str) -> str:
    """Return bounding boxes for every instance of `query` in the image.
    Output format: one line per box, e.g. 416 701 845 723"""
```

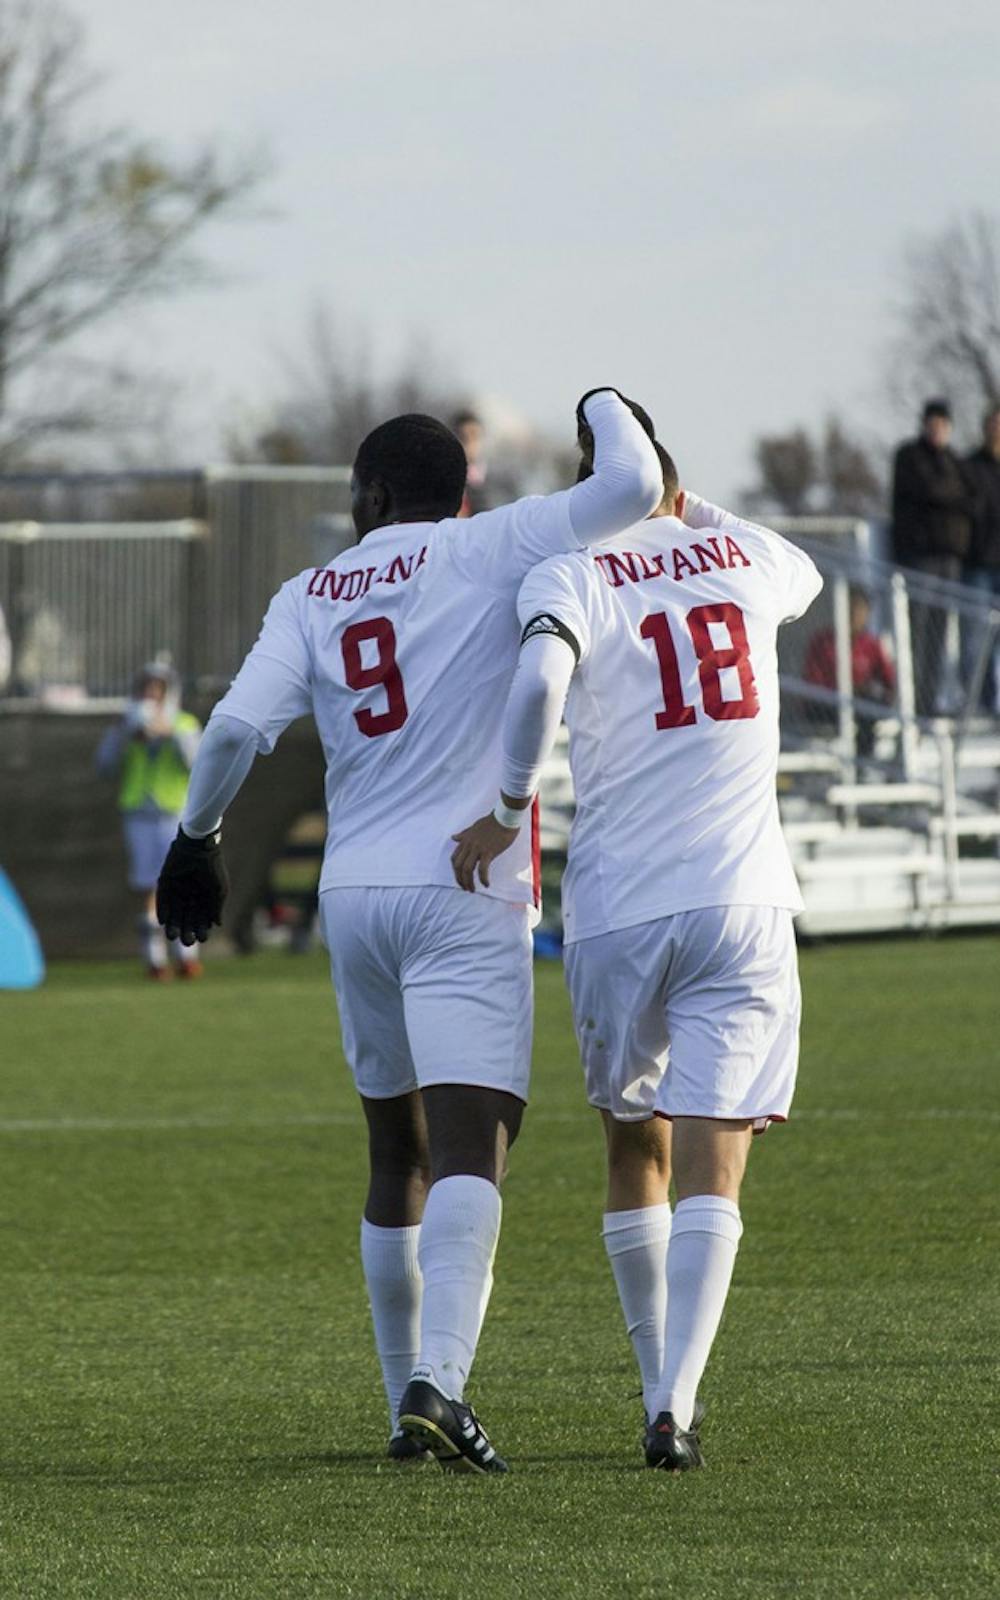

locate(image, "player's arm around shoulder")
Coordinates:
682 492 823 623
450 560 585 893
440 390 662 592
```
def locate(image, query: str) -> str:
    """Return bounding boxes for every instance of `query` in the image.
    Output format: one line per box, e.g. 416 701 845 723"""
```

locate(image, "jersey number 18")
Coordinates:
640 603 759 727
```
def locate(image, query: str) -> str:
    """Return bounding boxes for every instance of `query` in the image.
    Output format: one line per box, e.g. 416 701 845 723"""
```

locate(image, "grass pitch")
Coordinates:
1 937 998 1599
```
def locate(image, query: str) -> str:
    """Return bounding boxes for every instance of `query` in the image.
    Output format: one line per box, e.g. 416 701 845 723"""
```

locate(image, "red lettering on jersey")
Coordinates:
308 568 341 599
308 546 430 605
637 551 667 580
382 554 414 585
598 551 641 587
691 538 726 574
724 536 751 569
593 554 618 587
672 549 698 582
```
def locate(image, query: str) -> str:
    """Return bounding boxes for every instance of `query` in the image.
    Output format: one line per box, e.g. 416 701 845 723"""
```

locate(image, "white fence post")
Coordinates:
832 573 856 781
891 572 919 781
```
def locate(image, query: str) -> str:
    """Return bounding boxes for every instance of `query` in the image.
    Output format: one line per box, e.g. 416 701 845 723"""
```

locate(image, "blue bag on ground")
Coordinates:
0 868 45 989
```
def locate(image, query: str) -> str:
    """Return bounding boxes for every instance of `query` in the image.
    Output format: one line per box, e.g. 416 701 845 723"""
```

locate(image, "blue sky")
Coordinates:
80 0 997 499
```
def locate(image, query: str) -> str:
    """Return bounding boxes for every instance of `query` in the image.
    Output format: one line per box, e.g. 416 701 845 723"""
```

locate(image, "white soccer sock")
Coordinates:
138 913 167 969
168 936 200 968
602 1202 672 1419
651 1194 743 1431
413 1175 501 1402
359 1219 422 1429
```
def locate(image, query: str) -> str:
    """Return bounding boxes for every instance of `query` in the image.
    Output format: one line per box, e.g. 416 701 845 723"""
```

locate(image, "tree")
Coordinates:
888 211 1000 430
751 429 817 516
226 304 463 468
228 301 577 506
821 418 885 517
0 0 261 464
746 417 885 519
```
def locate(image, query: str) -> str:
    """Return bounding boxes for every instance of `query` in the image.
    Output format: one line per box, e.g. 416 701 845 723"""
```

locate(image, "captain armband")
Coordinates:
520 613 581 663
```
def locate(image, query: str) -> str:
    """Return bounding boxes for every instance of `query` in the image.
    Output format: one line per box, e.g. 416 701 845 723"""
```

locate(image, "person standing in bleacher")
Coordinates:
891 399 977 715
963 405 1000 714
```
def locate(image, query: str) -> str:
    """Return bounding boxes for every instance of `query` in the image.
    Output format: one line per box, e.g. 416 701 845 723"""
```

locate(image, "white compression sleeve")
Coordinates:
180 714 261 837
567 392 664 545
681 492 731 531
499 634 576 800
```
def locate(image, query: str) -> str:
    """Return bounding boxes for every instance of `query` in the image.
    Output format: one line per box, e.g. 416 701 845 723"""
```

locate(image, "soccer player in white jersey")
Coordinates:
154 391 663 1473
451 436 823 1471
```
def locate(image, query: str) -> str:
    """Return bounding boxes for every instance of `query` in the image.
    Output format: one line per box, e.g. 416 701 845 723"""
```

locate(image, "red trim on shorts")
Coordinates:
531 795 541 908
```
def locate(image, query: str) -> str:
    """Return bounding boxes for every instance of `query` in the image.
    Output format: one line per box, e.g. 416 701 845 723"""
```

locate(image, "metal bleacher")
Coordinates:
539 517 1000 938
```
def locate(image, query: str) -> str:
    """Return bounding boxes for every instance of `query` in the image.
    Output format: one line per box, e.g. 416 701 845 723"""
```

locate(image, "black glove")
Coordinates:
156 827 229 946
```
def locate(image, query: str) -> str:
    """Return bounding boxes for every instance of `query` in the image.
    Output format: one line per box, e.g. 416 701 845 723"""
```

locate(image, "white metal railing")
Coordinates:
776 531 1000 782
0 519 206 701
0 466 355 701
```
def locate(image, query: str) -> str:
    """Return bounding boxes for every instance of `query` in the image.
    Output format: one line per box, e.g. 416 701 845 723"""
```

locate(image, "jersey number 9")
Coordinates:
341 618 409 737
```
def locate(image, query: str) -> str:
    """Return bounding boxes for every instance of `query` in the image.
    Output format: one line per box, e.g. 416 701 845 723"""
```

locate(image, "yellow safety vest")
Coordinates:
118 712 200 814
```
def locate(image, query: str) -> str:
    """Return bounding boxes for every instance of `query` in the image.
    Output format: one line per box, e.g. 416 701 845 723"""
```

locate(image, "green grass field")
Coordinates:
1 938 998 1599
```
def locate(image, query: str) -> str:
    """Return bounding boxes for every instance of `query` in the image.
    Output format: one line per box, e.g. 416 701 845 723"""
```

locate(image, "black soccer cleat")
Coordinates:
644 1409 705 1472
386 1429 434 1464
397 1377 508 1475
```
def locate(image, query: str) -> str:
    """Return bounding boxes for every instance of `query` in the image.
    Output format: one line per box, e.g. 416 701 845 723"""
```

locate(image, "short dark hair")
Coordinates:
354 413 467 515
922 398 951 422
654 442 679 506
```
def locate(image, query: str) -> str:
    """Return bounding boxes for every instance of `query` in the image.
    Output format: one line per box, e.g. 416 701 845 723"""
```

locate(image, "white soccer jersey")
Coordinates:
516 498 823 942
207 383 668 912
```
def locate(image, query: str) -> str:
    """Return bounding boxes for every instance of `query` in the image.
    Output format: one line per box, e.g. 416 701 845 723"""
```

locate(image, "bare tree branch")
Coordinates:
744 418 885 518
226 303 464 467
888 212 1000 429
0 0 265 461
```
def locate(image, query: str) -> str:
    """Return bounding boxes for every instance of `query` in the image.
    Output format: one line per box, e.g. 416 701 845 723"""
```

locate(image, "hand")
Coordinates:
451 812 521 892
156 828 229 945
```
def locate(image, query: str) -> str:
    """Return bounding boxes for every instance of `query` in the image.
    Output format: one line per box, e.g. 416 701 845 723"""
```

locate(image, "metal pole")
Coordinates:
832 573 857 780
891 572 919 781
937 722 960 905
955 611 999 754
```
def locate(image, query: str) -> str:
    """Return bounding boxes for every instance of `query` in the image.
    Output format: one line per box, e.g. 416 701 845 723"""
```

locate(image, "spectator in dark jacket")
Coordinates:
962 405 1000 712
892 399 977 714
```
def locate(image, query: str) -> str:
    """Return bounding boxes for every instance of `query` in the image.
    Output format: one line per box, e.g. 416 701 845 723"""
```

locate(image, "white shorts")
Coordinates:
563 906 801 1131
319 886 534 1102
123 812 178 892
